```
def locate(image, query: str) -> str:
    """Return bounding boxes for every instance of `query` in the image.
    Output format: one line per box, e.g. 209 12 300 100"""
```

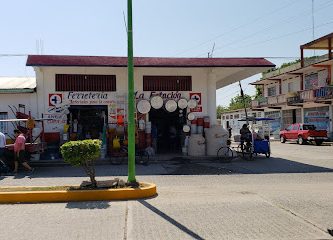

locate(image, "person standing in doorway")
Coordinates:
13 129 34 174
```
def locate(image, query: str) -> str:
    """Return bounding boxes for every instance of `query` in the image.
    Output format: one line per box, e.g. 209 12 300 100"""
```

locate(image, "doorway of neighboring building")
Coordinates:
68 105 107 140
149 108 187 154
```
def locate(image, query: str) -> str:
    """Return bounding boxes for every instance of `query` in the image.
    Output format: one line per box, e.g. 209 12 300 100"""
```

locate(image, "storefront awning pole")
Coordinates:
127 0 137 183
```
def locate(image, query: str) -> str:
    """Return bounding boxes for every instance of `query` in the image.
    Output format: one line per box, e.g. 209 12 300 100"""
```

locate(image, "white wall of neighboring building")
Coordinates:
221 110 264 137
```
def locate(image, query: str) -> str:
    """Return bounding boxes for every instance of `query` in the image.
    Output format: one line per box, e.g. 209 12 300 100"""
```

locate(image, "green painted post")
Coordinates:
127 0 136 183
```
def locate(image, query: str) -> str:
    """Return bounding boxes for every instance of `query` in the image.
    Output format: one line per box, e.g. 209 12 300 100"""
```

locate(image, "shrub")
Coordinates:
60 139 101 188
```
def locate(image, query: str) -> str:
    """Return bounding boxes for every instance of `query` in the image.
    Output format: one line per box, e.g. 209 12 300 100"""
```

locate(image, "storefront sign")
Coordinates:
189 92 202 112
44 114 67 125
49 94 63 106
304 107 329 131
64 92 116 105
135 91 185 100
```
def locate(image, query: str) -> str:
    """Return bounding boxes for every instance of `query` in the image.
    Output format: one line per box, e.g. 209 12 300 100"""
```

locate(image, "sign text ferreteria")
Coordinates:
67 92 108 100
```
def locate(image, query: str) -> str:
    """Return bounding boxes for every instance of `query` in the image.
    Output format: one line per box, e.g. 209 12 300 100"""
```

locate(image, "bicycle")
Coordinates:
238 141 254 161
216 139 235 163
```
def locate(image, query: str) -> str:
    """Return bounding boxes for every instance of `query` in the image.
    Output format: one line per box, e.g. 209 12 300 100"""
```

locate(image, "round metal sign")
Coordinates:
177 98 188 109
165 99 177 112
187 112 195 121
187 99 198 109
183 125 190 133
150 95 163 109
137 99 151 114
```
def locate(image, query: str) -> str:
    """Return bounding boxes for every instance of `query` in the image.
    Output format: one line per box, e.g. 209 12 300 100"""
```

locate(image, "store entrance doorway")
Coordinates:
68 105 107 140
149 108 187 154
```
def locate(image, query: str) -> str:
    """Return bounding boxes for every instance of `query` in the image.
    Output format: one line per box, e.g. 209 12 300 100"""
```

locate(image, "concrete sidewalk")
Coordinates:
1 141 333 240
1 168 333 239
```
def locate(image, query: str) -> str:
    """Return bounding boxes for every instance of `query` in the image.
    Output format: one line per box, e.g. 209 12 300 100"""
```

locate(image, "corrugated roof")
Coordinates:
26 55 275 68
0 77 36 91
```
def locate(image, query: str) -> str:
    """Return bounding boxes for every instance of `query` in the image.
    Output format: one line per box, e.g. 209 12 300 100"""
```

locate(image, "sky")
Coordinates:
0 0 332 107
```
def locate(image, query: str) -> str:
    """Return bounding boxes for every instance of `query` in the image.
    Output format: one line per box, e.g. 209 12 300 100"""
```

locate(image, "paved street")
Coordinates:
0 142 333 240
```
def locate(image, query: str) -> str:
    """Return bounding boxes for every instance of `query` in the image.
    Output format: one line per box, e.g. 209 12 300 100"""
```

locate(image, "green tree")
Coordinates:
60 139 101 188
228 94 252 111
254 86 263 99
216 105 228 119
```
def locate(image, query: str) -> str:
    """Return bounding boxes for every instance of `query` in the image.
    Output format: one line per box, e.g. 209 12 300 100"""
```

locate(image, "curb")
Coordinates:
0 182 157 204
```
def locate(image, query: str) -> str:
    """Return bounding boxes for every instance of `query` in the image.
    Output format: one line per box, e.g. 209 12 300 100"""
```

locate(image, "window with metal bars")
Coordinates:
143 76 192 91
55 74 116 91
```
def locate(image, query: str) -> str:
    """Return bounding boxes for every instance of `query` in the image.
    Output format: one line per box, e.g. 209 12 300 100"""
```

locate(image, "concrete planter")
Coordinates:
0 183 157 204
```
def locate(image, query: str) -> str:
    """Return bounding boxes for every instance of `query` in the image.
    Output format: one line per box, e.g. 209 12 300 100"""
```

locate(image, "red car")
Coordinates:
280 123 328 146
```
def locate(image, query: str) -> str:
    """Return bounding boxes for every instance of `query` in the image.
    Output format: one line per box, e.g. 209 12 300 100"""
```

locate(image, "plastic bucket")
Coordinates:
197 118 204 126
204 122 210 128
191 124 197 134
197 126 204 134
191 119 197 124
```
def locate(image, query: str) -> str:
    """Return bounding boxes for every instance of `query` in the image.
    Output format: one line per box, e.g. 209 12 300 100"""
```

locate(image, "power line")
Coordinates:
0 54 28 57
173 0 303 57
218 19 333 55
195 0 333 57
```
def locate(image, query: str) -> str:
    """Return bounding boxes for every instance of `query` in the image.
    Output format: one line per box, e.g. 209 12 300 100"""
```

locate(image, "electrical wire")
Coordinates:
0 54 28 57
217 19 333 55
172 0 303 57
195 0 333 57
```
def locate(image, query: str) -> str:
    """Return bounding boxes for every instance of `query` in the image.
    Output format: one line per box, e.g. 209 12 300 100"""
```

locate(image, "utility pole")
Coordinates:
239 81 249 125
127 0 136 183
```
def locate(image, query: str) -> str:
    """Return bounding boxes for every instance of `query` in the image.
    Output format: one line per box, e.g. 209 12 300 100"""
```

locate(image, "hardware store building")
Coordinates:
1 55 274 159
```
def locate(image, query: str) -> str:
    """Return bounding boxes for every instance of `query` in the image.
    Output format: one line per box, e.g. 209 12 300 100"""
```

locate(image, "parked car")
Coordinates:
279 123 328 145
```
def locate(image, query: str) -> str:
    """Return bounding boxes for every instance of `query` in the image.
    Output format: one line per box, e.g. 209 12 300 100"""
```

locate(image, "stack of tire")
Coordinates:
204 125 229 156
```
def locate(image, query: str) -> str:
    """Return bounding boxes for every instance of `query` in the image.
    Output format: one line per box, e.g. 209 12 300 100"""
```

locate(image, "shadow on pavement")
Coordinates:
226 156 333 174
65 201 111 209
1 155 333 179
139 200 205 240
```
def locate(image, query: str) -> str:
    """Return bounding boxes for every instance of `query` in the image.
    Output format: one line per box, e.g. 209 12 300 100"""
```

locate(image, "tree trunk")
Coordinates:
83 161 97 188
89 174 97 188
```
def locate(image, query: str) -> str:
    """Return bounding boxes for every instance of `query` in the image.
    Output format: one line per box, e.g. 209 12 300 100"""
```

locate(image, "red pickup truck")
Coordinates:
280 123 328 145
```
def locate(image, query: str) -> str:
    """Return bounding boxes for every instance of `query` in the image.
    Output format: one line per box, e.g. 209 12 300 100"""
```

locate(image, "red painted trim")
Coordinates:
26 55 275 68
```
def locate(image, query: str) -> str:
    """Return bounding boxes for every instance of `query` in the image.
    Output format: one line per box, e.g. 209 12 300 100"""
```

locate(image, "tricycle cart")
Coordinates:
238 117 275 160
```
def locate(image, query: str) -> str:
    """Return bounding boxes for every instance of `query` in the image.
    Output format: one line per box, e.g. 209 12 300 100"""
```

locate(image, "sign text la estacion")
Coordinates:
135 91 187 100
